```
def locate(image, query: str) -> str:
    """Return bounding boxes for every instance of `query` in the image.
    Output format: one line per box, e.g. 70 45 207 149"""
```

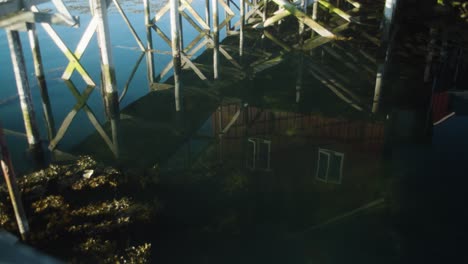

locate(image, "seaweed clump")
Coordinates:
0 156 160 263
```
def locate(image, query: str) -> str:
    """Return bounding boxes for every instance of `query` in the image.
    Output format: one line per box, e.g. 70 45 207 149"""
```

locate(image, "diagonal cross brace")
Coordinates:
61 0 145 80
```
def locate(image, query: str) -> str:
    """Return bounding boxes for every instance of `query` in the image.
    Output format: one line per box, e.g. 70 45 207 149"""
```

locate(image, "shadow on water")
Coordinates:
73 28 394 263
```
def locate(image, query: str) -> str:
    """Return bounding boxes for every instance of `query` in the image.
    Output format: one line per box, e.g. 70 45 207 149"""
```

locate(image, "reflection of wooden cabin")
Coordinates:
212 102 386 226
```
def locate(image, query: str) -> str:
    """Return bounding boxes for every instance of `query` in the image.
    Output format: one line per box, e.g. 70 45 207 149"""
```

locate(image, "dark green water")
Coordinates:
2 0 468 263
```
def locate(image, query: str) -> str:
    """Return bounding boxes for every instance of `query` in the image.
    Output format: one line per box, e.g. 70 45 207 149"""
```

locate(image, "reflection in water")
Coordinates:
2 0 468 263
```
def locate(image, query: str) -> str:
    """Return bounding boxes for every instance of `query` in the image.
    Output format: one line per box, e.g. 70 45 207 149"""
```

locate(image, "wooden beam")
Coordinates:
318 0 352 22
6 30 41 147
302 22 348 50
0 124 29 241
91 0 120 157
269 0 335 37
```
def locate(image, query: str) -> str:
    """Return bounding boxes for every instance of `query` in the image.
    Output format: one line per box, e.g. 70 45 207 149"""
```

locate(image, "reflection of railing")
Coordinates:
246 137 271 170
214 104 385 151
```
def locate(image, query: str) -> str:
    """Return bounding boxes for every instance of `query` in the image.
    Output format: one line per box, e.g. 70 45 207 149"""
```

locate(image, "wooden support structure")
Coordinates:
312 0 318 20
239 0 245 58
255 0 335 38
212 0 220 79
6 30 41 150
60 0 144 82
373 0 398 113
0 0 78 31
90 0 120 157
318 0 352 22
144 0 155 84
170 0 183 111
0 124 29 241
205 0 211 27
27 23 55 141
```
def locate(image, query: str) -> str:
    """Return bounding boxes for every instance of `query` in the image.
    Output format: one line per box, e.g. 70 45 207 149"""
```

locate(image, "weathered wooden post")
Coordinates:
170 0 183 111
27 23 56 141
372 0 398 113
381 0 397 45
212 0 220 79
6 30 41 150
312 0 318 20
0 124 29 241
240 0 245 58
143 0 155 84
226 0 232 31
299 0 307 37
90 0 120 156
205 0 211 27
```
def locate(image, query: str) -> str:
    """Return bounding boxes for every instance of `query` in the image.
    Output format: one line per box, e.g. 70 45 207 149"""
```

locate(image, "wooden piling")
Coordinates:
381 0 397 45
240 0 245 58
373 0 398 113
6 30 41 149
212 0 220 79
205 0 211 27
143 0 155 84
91 0 120 156
298 0 308 44
27 23 56 141
312 0 318 20
372 64 384 113
226 0 232 31
0 124 29 241
170 0 183 111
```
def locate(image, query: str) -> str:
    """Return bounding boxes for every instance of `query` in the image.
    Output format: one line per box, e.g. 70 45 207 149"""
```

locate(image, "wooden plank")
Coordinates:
49 83 94 150
263 30 292 51
181 0 210 30
31 5 95 86
252 8 290 28
150 83 174 91
0 124 29 240
308 67 363 112
302 22 349 50
112 0 145 51
181 53 208 80
6 30 41 146
61 17 99 79
318 0 352 22
270 0 334 37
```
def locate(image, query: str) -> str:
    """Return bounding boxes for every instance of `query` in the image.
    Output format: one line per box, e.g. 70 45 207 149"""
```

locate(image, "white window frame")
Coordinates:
247 138 271 171
315 148 344 184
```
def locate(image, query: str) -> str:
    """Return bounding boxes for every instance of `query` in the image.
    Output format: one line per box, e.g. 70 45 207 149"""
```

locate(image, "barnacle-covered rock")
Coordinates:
76 237 117 256
71 175 119 191
0 154 158 263
70 198 131 217
31 195 69 213
0 201 12 226
104 243 152 264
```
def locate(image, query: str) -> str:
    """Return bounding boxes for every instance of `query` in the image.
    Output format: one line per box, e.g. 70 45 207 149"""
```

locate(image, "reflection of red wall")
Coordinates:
432 92 450 123
212 104 385 153
211 104 386 227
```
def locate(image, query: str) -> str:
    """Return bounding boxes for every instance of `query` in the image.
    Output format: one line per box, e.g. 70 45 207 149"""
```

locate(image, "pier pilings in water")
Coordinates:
0 0 414 162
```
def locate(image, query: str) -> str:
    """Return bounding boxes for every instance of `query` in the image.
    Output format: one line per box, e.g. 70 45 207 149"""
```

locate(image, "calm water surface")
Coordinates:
1 1 468 263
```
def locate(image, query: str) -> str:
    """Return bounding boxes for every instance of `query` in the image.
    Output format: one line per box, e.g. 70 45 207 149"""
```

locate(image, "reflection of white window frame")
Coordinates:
247 138 271 171
315 148 344 184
